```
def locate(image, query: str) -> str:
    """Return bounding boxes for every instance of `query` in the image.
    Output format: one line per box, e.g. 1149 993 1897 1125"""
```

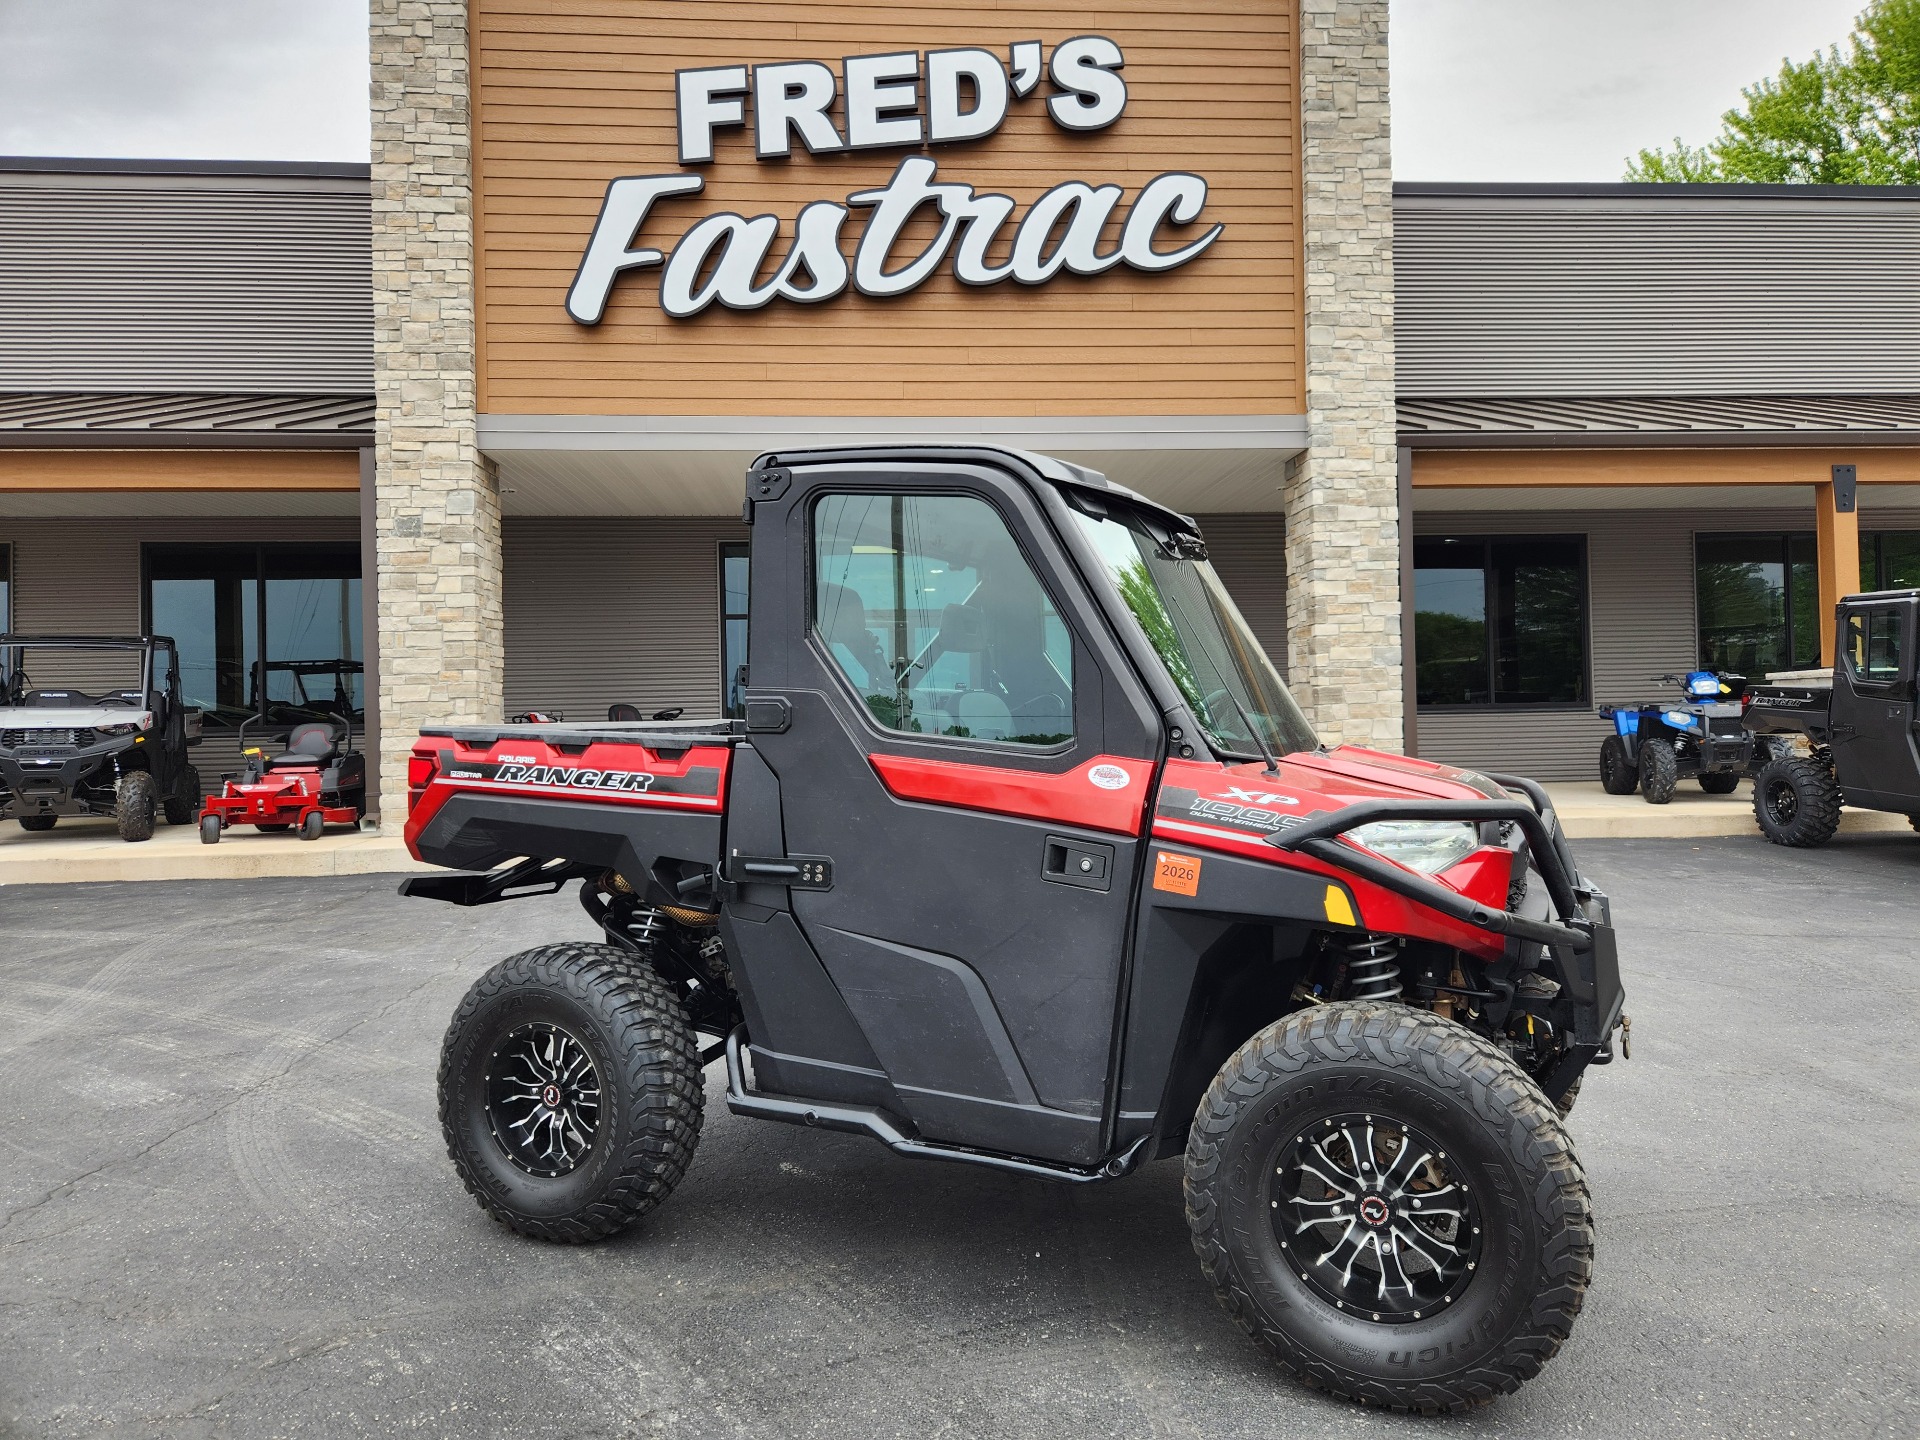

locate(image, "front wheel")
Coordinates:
1753 755 1842 847
1697 772 1741 795
18 815 56 832
115 771 157 842
1636 738 1678 804
1184 1003 1592 1413
438 944 704 1244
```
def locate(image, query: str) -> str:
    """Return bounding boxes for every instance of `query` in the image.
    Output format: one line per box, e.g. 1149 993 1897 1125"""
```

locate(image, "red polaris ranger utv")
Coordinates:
403 447 1625 1413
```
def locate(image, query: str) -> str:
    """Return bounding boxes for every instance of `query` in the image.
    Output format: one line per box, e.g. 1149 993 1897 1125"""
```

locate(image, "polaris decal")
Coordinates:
435 751 723 804
495 763 657 792
1157 786 1316 835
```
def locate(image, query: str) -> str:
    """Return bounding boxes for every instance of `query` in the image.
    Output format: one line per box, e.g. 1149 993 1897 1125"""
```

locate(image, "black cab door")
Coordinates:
1830 600 1920 809
739 456 1162 1164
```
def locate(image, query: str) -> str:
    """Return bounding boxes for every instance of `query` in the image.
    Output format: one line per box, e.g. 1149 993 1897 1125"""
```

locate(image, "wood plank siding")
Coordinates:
0 450 361 492
471 0 1303 416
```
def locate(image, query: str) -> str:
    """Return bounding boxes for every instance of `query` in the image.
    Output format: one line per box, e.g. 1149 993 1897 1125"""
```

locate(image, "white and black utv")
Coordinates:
0 635 203 841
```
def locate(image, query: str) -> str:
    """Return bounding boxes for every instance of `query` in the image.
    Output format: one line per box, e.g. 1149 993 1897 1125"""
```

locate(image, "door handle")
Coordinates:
1042 835 1114 892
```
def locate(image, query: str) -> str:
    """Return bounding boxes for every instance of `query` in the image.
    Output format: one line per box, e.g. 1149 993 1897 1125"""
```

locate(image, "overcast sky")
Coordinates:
0 0 1878 180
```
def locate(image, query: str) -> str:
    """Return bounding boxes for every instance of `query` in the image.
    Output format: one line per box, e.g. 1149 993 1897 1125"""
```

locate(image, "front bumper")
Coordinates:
0 748 120 818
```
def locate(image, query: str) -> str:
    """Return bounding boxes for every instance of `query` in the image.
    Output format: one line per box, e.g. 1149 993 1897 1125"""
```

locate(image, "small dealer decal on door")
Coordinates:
1153 850 1202 896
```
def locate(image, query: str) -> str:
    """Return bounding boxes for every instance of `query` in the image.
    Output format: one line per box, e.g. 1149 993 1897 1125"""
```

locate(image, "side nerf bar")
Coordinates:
1267 797 1592 952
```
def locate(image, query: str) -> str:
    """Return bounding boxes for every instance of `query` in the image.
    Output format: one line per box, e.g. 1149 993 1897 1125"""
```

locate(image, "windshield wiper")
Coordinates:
1156 568 1281 775
1225 689 1282 776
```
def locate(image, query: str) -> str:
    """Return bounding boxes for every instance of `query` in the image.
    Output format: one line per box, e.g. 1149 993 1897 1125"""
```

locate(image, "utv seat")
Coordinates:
23 690 91 707
266 722 343 769
608 703 643 721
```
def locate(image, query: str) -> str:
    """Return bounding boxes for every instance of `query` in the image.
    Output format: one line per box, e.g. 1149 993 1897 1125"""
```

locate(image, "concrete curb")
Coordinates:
0 824 430 886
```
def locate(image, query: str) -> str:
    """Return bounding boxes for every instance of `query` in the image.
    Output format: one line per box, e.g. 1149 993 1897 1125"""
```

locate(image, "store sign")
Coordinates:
567 38 1223 324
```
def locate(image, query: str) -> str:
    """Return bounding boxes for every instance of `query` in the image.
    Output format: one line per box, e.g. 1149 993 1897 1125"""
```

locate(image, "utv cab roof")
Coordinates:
0 634 170 648
749 444 1202 541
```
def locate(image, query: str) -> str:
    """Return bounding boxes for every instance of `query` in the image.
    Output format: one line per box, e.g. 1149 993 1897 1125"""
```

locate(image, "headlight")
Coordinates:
1347 819 1478 874
95 722 142 738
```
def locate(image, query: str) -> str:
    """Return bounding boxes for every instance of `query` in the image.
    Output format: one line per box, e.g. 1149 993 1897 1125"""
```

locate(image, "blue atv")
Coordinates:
1597 671 1756 803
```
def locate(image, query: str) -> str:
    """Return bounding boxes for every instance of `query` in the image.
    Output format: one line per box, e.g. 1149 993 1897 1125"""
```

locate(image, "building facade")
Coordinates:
2 2 1916 820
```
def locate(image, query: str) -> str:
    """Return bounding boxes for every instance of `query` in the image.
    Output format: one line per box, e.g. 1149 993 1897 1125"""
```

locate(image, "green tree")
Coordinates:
1628 0 1920 183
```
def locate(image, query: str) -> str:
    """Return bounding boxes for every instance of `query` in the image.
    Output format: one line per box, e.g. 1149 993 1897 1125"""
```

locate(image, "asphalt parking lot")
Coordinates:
3 836 1917 1439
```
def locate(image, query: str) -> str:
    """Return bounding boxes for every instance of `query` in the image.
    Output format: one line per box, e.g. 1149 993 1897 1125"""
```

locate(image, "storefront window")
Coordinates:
1414 537 1587 707
1863 532 1920 590
145 544 361 729
720 543 749 718
1696 533 1820 674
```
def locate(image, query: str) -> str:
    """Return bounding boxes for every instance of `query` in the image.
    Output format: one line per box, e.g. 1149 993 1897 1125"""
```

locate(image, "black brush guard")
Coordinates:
1266 773 1624 1061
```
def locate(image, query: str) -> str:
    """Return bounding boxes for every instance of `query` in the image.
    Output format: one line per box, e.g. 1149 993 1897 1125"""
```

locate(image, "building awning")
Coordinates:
1399 394 1920 449
0 392 373 448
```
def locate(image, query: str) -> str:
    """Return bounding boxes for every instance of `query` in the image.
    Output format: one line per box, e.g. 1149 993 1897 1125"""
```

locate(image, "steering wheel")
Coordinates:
1014 691 1068 721
1201 688 1251 740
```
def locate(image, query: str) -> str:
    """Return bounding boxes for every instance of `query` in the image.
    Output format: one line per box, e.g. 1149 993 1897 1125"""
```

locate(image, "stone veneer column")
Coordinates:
1285 0 1401 750
370 0 504 812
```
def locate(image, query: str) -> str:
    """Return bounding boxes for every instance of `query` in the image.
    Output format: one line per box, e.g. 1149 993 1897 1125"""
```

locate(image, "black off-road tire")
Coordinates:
1553 1075 1582 1118
1597 737 1637 795
163 765 202 825
1184 1003 1592 1414
115 771 158 842
18 815 56 832
1697 772 1740 795
1752 755 1842 848
439 943 704 1244
1636 738 1678 804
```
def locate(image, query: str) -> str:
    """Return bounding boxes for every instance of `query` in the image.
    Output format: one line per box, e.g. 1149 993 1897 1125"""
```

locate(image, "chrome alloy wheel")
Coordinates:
1270 1113 1482 1323
484 1022 602 1177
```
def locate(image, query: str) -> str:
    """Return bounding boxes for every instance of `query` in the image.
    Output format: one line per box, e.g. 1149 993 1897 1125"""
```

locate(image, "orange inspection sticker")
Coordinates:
1153 850 1202 896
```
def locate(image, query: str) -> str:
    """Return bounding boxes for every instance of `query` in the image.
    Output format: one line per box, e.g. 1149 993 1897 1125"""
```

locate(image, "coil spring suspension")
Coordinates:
1342 933 1403 1002
616 904 664 953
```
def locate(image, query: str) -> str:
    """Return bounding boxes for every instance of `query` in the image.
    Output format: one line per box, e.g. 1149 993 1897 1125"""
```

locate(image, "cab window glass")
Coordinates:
812 493 1073 745
1847 609 1904 683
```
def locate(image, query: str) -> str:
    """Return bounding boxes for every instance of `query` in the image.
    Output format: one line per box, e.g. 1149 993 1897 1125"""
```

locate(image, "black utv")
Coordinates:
0 635 203 841
1744 589 1920 845
399 445 1627 1414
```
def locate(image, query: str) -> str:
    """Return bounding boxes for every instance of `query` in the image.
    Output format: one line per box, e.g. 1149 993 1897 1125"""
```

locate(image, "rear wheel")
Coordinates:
1636 738 1678 804
18 815 56 832
439 943 704 1244
115 771 157 842
1697 772 1740 795
1753 755 1842 847
163 765 201 825
1597 737 1637 795
1184 1003 1591 1413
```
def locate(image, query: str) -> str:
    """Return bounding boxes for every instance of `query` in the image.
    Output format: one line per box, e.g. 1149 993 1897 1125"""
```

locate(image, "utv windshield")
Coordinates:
1070 507 1318 761
0 642 149 709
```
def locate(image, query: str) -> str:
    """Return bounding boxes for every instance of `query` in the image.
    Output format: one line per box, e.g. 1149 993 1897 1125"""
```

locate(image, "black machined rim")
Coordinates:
1270 1112 1482 1323
1765 777 1799 823
485 1022 602 1177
